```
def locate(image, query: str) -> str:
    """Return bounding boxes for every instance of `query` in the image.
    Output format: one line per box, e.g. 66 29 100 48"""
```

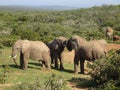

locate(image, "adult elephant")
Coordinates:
66 35 107 74
48 36 67 70
11 40 50 70
106 27 114 40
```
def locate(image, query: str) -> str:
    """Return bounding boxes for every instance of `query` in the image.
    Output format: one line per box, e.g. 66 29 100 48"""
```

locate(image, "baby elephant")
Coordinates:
11 40 51 70
48 36 67 70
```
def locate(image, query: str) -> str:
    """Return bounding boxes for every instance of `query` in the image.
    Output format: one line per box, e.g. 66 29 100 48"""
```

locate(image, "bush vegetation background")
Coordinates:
0 5 120 46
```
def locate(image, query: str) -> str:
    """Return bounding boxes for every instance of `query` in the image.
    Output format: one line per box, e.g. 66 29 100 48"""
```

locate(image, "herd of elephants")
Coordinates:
11 26 115 74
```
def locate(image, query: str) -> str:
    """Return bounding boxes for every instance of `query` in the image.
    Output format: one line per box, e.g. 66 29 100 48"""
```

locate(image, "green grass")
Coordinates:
0 47 91 90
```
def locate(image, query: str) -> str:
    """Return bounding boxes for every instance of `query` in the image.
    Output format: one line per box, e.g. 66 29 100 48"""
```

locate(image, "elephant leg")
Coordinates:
41 61 45 68
50 56 55 67
51 56 54 64
74 57 79 74
23 59 28 70
20 52 24 68
80 59 85 74
59 53 64 70
23 53 28 70
45 62 50 70
42 60 50 70
55 57 58 69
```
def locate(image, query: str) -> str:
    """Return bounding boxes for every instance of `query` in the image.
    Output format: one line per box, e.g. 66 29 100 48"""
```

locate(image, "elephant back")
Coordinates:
91 41 106 59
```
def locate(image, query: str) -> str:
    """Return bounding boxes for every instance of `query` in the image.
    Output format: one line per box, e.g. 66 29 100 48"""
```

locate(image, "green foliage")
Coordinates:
11 74 68 90
0 65 11 84
94 80 120 90
21 30 39 41
45 74 67 90
0 43 4 49
0 5 120 46
88 50 120 89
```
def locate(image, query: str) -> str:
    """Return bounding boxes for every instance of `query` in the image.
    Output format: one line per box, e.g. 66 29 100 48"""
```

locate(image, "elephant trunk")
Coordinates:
11 54 19 67
66 39 72 51
12 58 19 67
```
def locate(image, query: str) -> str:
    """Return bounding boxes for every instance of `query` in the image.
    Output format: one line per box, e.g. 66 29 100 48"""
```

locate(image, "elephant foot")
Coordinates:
80 72 85 74
22 68 27 70
55 65 59 69
60 67 64 70
22 66 28 70
46 68 51 71
74 71 78 74
55 67 59 70
50 63 54 67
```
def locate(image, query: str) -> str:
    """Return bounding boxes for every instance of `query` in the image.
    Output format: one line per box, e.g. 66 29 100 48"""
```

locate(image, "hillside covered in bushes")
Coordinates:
0 5 120 47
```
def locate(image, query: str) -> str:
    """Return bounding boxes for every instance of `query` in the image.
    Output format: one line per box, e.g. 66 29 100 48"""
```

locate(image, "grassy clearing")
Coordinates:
0 47 91 90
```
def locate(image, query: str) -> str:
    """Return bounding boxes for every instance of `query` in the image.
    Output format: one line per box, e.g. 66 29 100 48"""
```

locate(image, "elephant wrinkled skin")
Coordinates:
11 40 51 70
66 35 107 74
48 36 67 70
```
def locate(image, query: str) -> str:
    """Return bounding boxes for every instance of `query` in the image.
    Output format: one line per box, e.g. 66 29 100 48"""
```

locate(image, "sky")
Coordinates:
0 0 120 8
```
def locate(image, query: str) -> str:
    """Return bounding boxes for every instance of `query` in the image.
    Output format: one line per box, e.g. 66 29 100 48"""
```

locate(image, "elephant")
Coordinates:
106 27 114 40
47 36 67 70
66 35 107 74
11 40 51 70
113 35 120 43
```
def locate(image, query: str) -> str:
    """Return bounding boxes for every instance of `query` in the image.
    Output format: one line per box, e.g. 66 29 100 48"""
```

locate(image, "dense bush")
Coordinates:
88 50 120 89
0 5 120 46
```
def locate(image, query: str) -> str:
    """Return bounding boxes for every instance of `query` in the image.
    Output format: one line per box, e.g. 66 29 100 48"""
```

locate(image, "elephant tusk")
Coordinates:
13 55 17 59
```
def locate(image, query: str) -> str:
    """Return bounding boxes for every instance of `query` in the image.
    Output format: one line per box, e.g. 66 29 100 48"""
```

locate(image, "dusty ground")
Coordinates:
64 43 120 90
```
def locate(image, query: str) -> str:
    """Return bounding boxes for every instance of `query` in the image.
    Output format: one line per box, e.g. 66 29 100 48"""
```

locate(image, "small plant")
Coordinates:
11 74 69 90
45 74 67 90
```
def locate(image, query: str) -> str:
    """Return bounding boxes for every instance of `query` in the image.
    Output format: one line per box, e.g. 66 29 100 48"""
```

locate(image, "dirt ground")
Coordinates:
64 43 120 90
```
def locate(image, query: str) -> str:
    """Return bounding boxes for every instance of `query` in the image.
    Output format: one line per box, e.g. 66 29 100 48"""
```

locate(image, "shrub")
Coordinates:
45 74 67 90
11 74 69 90
88 50 120 89
21 30 39 41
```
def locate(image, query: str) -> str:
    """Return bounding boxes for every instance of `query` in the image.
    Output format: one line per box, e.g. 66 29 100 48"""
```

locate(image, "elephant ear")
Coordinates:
55 38 62 45
53 39 61 50
63 40 67 47
21 40 30 53
66 38 72 51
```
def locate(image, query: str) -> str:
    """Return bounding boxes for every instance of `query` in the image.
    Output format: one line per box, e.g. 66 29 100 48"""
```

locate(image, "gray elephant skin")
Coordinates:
48 36 67 70
66 35 107 74
11 40 51 70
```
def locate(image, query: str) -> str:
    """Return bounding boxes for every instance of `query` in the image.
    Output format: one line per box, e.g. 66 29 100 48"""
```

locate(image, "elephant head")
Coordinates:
66 35 85 51
53 36 67 50
11 40 30 66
